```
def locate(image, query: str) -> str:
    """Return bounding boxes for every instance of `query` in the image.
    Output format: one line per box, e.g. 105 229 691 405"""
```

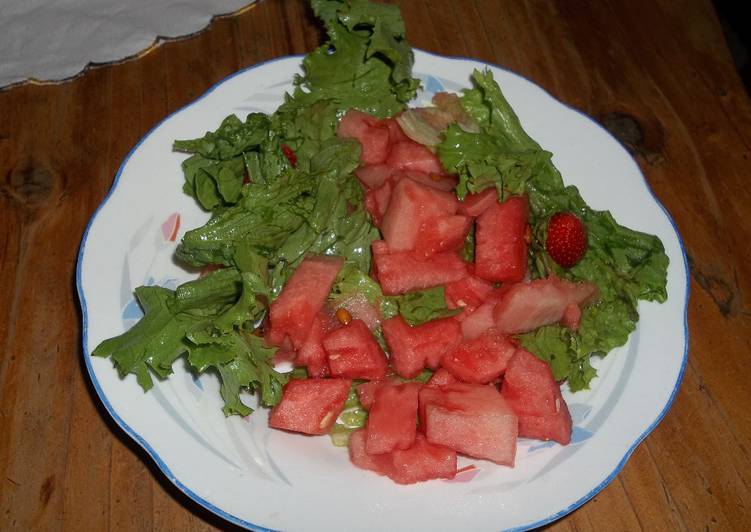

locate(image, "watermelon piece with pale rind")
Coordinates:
399 170 458 192
493 277 599 334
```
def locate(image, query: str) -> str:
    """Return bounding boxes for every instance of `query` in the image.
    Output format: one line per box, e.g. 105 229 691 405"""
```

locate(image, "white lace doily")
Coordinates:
0 0 256 88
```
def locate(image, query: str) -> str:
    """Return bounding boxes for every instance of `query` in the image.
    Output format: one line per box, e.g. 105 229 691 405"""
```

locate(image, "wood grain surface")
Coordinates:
1 0 750 530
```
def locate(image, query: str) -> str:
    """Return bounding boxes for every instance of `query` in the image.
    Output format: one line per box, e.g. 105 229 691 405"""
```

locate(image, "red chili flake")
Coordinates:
242 174 251 185
281 143 298 168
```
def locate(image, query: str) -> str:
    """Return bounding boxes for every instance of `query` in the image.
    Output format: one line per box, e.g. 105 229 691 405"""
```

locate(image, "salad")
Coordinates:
92 0 668 485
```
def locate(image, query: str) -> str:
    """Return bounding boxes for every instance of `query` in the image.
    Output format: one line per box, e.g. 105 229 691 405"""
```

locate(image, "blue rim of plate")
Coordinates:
76 49 690 532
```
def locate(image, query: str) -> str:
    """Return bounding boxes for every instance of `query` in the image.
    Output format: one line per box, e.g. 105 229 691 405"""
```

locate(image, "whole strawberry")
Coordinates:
546 212 588 268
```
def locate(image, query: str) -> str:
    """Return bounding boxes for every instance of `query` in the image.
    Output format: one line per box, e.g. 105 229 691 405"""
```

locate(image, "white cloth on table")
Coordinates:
0 0 256 88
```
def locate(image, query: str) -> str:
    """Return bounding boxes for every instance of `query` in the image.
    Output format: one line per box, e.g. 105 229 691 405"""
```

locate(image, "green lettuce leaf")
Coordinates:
187 331 287 416
299 0 420 117
392 286 461 327
92 286 209 390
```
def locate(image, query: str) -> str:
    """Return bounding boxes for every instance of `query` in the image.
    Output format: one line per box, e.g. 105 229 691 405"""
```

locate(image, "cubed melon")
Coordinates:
420 383 518 466
323 319 388 381
380 178 459 252
414 215 472 258
387 140 444 175
382 316 462 378
441 328 516 384
458 188 498 217
493 277 599 334
371 241 467 295
366 382 421 454
475 195 529 283
269 378 352 435
389 434 457 484
268 254 344 349
501 349 572 445
337 109 390 164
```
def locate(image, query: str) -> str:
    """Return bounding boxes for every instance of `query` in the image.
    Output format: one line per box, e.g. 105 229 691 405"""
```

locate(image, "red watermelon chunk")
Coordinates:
387 140 444 175
348 430 457 484
356 164 393 189
444 274 494 312
337 110 390 165
371 241 467 295
412 318 463 369
380 178 459 252
516 406 572 445
323 319 388 381
268 254 344 349
382 316 462 378
364 180 393 226
389 434 457 484
501 349 572 444
400 170 458 192
384 116 409 144
269 378 352 435
493 277 599 334
459 299 497 340
475 195 529 283
560 303 582 330
348 429 393 476
295 313 331 378
337 109 372 138
458 188 498 217
414 215 472 258
420 383 518 466
441 328 517 384
366 382 421 454
356 380 382 410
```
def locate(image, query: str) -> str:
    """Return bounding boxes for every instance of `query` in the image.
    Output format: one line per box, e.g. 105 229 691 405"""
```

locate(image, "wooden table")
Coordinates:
2 0 750 529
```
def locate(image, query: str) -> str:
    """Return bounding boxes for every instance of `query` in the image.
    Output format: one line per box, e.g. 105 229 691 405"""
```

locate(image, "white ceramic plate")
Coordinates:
77 50 689 531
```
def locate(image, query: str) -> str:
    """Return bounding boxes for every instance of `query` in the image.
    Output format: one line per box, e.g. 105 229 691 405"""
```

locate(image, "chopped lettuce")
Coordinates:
330 265 458 327
392 286 461 327
301 0 420 117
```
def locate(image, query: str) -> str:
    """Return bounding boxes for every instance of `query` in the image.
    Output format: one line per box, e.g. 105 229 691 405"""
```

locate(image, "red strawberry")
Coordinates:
546 212 587 268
